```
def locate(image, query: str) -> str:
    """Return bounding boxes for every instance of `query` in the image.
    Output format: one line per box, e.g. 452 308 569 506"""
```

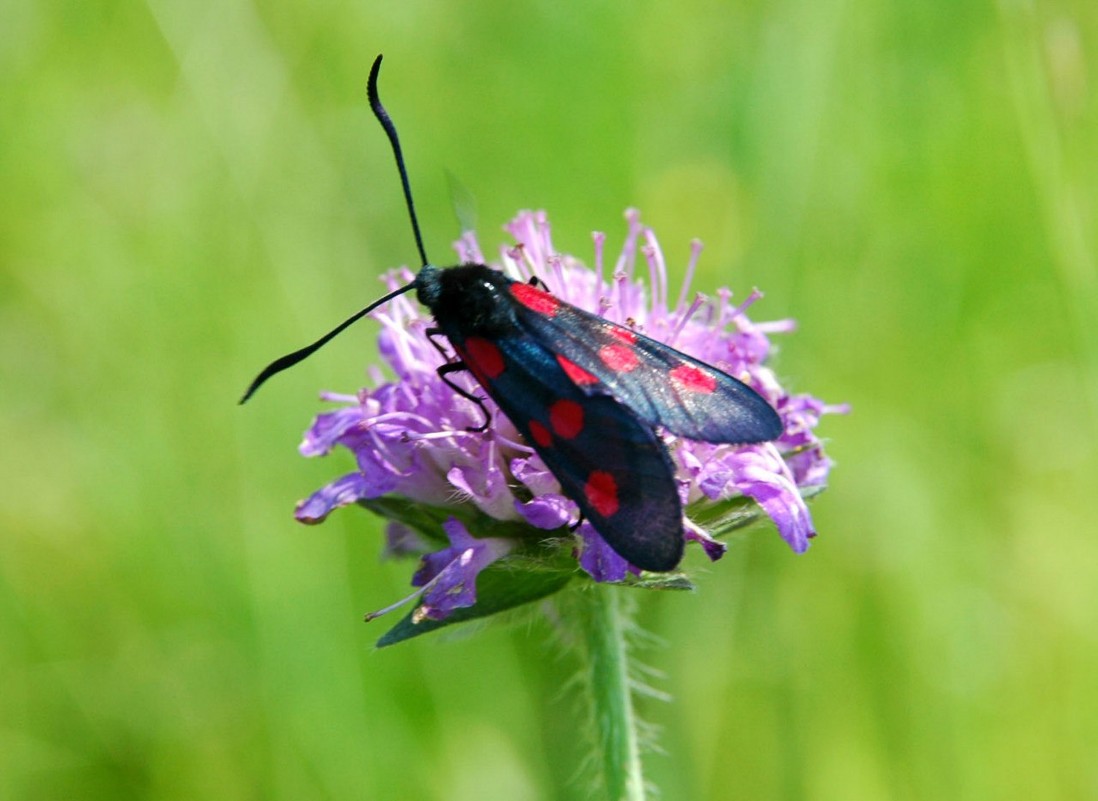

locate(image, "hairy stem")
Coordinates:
579 587 646 801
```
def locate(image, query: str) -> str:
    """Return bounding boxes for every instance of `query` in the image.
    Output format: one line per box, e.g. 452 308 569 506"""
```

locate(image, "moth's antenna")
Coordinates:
368 54 430 267
239 282 415 404
239 55 426 405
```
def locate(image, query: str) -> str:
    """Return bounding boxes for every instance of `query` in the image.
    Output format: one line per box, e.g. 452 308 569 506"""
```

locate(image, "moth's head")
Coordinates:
414 264 443 308
417 263 513 334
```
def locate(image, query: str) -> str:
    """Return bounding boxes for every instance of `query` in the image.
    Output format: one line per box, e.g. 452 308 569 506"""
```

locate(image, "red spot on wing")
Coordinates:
584 470 620 517
463 337 505 379
598 343 640 372
607 327 637 344
670 363 717 394
557 355 598 386
548 399 584 439
528 420 553 448
510 282 560 316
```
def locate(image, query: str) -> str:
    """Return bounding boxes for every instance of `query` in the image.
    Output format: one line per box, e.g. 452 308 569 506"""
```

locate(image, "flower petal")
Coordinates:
295 473 370 523
299 406 362 457
576 522 633 582
685 520 727 561
516 493 574 530
732 445 816 553
412 519 515 620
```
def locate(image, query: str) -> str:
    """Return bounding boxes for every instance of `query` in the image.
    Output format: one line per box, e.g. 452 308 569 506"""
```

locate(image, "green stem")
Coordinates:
579 586 646 801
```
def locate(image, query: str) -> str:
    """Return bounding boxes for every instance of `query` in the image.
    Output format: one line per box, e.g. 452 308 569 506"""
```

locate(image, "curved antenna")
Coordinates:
368 54 430 267
239 55 429 404
238 282 415 404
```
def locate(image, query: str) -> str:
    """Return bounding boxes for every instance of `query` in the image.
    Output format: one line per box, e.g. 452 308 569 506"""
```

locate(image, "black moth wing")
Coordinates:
506 282 783 444
450 327 685 572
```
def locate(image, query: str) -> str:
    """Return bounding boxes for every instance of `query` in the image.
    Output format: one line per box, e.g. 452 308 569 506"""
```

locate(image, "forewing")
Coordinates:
452 330 684 572
505 280 782 443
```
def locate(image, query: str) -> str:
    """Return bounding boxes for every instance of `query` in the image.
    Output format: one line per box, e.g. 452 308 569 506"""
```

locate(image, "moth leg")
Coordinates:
528 275 549 291
437 362 492 433
569 513 586 532
426 327 455 362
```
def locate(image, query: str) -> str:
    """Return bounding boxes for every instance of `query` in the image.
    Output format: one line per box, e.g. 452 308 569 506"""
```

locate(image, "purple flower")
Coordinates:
365 519 514 623
296 209 846 620
575 522 634 583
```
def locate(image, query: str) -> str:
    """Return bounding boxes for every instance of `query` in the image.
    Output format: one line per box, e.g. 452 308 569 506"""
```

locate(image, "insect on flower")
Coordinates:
240 54 784 572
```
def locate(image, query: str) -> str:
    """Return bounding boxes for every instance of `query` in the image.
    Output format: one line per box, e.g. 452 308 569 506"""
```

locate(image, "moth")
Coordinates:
241 55 782 571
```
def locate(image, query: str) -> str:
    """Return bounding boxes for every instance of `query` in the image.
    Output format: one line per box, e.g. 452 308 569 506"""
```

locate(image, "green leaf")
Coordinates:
375 560 575 648
625 572 695 591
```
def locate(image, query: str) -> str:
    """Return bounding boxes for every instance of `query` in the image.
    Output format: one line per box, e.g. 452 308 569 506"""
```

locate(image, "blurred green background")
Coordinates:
3 1 1096 799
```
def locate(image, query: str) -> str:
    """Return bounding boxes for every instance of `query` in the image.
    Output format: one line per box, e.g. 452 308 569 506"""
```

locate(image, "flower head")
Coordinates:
295 210 846 630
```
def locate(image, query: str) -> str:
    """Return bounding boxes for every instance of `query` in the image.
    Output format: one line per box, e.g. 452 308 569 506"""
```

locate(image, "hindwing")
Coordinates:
451 329 684 572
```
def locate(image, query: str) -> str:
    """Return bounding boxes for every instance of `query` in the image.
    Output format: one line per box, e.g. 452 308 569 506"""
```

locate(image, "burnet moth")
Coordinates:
241 55 783 572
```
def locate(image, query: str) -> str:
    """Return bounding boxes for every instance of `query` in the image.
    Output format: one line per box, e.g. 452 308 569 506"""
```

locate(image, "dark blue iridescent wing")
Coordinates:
504 280 783 444
450 329 684 572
